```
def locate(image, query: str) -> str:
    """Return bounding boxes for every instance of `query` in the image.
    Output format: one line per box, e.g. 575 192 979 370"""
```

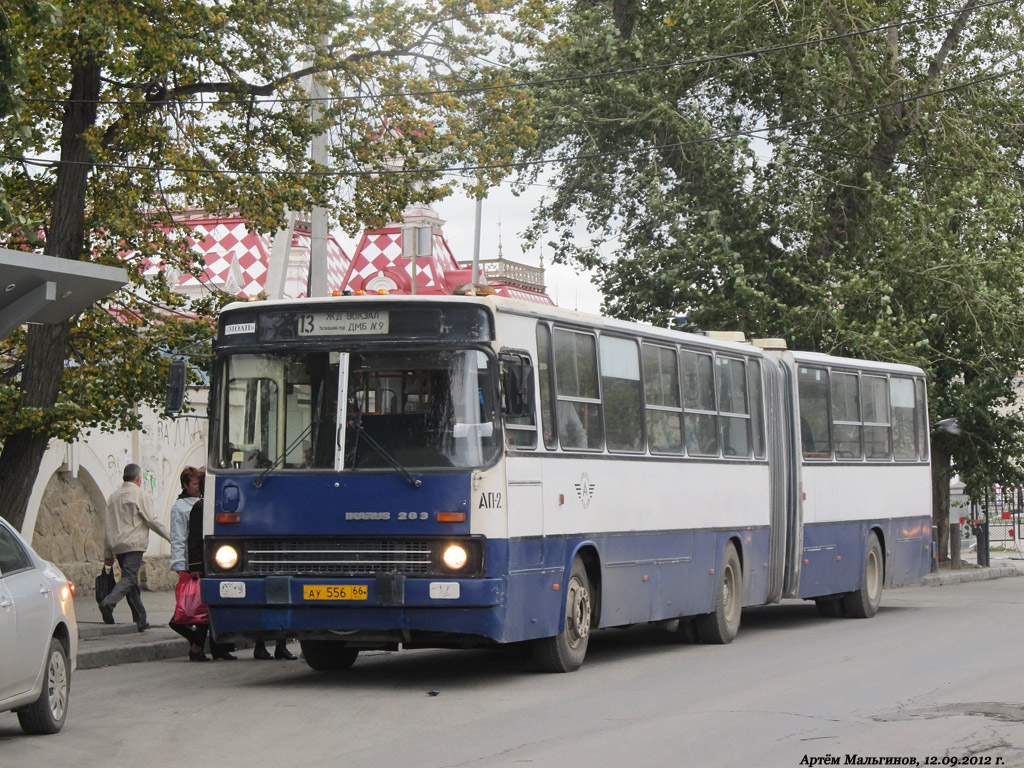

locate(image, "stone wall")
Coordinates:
32 472 105 594
31 471 178 593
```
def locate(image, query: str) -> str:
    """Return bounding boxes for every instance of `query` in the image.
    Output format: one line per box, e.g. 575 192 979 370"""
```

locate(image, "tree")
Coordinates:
0 0 547 531
517 0 1024 561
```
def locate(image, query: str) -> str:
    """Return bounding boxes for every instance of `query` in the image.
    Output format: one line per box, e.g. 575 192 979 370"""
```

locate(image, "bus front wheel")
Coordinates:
300 640 359 671
696 542 742 644
533 558 592 672
843 532 883 618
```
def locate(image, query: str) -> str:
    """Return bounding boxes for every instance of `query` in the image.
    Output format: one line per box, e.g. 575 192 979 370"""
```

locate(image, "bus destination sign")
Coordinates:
297 310 389 337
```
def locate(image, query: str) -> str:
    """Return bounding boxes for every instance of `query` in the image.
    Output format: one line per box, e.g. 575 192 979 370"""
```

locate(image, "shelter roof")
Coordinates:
0 249 128 339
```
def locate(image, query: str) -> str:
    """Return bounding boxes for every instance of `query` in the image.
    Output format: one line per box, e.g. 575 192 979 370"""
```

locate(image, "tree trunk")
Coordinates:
0 52 99 533
931 445 951 564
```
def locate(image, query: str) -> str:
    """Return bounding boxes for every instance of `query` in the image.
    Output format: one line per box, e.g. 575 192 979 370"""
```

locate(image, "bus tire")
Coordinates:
665 617 699 644
696 542 742 644
533 558 592 672
300 640 359 671
815 597 847 618
843 532 883 618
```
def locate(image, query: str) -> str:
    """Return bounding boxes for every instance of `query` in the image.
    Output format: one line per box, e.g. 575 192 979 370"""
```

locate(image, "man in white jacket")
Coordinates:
98 463 171 631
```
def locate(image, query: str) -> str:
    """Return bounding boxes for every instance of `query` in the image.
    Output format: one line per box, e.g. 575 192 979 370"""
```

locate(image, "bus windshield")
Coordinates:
214 348 500 472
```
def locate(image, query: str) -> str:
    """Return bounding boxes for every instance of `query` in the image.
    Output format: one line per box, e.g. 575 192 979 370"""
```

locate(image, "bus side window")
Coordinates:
600 335 643 453
716 356 750 458
642 343 683 455
747 359 766 460
681 349 719 456
553 328 603 451
915 378 929 460
830 371 862 459
797 366 830 459
862 375 891 459
501 351 537 449
890 376 916 461
536 324 557 450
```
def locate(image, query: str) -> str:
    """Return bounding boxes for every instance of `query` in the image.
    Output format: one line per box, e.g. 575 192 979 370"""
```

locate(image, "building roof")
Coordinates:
142 212 350 298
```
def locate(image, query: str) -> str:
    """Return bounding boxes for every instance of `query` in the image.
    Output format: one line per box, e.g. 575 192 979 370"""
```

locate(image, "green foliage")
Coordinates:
0 0 547 447
521 0 1024 492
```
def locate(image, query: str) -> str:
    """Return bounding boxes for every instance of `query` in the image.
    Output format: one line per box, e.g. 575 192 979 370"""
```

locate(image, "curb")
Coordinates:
75 622 255 670
76 625 189 670
920 561 1022 587
78 637 189 670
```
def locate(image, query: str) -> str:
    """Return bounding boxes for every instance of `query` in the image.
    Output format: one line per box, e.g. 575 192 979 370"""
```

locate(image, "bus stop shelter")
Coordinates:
0 249 128 339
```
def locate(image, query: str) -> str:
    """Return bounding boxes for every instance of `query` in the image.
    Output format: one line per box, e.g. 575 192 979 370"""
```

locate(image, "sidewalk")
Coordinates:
74 588 257 670
919 553 1024 586
74 555 1024 671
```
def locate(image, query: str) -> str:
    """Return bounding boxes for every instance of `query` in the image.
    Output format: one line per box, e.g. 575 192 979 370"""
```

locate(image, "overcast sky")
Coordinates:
433 181 605 314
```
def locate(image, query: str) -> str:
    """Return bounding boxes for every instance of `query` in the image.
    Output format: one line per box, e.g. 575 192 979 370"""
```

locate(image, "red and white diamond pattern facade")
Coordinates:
341 225 553 305
143 213 350 299
342 227 464 295
144 209 552 305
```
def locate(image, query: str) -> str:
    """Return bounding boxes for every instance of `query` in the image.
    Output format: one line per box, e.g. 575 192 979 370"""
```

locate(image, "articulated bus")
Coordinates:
191 294 932 672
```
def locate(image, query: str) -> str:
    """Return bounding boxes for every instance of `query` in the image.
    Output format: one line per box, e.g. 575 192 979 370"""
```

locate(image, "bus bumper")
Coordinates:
200 575 509 643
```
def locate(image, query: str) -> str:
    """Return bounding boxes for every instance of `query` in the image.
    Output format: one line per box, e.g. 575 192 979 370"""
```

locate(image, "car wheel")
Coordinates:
17 637 70 735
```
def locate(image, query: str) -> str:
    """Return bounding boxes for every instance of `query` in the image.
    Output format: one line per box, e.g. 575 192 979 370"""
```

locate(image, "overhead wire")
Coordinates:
17 0 1015 108
3 67 1018 179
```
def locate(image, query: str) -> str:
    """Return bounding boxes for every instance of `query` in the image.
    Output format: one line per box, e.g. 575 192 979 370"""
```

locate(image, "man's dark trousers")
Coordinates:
99 551 147 628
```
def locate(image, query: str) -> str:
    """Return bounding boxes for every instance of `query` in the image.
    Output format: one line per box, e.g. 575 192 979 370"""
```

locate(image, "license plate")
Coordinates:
303 584 369 601
220 581 246 599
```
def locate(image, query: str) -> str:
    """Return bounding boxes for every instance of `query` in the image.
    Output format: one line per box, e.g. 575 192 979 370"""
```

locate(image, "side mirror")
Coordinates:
166 359 187 416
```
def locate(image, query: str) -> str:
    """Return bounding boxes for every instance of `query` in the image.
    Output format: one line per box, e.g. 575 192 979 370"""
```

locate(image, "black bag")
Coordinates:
95 565 116 604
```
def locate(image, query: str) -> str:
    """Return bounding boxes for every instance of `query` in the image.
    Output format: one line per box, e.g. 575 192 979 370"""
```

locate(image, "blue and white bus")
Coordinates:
193 294 932 671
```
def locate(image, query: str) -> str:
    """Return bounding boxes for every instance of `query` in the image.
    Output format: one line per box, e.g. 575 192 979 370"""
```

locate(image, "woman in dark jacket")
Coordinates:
168 495 237 661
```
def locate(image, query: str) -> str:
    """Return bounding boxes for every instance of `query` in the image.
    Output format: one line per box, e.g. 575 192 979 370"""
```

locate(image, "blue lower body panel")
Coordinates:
202 527 778 646
797 516 931 599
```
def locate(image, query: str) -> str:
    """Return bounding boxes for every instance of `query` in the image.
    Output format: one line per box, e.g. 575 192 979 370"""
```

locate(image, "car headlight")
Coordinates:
442 544 468 570
214 545 239 570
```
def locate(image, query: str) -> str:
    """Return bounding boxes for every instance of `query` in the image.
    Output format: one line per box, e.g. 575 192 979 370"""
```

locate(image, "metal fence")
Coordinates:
958 485 1024 561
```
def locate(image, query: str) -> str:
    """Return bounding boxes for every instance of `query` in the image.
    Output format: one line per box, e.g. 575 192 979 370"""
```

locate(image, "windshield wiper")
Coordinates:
253 383 323 488
353 428 422 488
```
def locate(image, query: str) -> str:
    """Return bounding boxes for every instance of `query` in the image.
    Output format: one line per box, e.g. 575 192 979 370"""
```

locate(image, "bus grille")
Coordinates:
243 538 434 577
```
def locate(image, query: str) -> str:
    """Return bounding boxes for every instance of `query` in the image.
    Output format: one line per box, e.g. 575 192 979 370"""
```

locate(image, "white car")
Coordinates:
0 515 78 734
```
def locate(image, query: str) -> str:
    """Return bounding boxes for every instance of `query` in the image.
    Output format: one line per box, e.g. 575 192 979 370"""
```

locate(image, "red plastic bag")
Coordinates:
172 571 208 625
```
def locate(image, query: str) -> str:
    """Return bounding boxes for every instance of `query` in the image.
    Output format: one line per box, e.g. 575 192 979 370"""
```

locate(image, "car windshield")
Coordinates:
214 348 500 472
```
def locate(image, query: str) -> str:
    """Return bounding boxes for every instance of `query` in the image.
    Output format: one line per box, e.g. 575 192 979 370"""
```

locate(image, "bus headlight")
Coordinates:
442 544 469 571
214 545 240 570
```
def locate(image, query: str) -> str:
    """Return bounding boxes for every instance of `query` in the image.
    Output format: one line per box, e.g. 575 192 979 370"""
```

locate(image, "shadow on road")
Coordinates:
230 597 918 692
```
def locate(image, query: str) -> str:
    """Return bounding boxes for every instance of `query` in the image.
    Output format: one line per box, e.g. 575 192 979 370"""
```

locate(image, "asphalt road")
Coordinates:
4 579 1023 768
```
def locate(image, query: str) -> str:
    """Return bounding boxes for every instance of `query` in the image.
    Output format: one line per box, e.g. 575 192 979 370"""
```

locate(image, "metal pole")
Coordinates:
979 488 990 567
471 196 482 287
308 84 328 297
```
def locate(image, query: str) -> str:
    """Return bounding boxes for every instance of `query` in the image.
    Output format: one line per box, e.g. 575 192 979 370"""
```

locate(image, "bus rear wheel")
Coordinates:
814 597 847 618
843 532 883 618
696 542 742 644
533 558 592 672
300 640 359 671
665 617 699 644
